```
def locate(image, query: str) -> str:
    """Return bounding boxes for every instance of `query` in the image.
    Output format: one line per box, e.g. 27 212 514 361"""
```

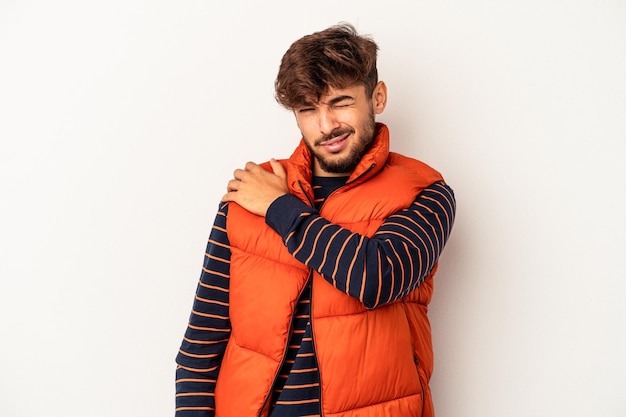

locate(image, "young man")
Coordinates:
175 23 456 417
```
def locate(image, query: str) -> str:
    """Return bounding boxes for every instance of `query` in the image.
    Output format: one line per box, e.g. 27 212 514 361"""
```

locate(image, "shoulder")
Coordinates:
385 152 445 187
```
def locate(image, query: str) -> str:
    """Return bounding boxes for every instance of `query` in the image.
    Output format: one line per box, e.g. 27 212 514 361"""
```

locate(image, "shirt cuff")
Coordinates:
266 194 313 238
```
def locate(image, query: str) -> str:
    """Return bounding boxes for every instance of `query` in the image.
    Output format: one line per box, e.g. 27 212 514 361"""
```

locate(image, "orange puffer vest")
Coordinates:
218 124 444 417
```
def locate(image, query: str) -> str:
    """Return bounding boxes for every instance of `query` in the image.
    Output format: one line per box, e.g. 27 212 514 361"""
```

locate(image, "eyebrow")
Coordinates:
297 94 355 109
326 95 354 106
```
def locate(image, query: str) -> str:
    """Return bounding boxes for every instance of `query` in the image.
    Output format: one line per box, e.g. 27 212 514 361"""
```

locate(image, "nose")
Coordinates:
318 107 340 136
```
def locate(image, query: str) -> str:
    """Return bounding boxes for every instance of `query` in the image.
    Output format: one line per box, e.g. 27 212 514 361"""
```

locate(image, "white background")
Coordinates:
1 1 625 416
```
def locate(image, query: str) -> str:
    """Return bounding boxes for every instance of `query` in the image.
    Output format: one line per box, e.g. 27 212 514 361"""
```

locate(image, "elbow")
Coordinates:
361 288 384 310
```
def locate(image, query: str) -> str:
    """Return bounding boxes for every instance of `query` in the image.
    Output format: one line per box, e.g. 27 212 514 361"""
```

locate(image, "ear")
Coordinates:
372 81 387 114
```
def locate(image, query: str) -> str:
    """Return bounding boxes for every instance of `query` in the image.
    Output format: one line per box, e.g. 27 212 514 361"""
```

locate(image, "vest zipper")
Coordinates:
309 271 323 416
257 274 311 417
297 179 315 208
299 163 377 208
346 162 376 186
415 356 426 412
323 162 377 203
294 162 375 416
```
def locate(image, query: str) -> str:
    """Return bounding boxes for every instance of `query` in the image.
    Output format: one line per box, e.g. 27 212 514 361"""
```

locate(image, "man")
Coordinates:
175 23 456 417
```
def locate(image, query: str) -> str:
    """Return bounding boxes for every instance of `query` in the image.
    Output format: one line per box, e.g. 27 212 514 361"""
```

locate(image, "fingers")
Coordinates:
233 162 262 182
226 163 258 195
226 159 286 195
245 161 260 172
221 159 288 215
221 190 236 202
233 168 246 181
269 158 287 179
226 178 240 193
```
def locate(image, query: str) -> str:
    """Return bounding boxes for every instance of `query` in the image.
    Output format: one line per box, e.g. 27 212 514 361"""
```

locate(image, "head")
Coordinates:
275 23 387 176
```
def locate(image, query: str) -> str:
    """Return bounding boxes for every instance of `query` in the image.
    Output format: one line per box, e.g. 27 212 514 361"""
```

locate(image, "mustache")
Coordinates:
315 128 354 146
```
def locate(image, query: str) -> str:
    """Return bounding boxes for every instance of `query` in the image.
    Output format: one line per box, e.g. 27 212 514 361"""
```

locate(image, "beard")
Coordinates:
305 113 377 175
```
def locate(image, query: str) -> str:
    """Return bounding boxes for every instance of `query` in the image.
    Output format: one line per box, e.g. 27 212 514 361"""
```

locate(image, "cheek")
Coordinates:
342 111 364 126
296 118 318 138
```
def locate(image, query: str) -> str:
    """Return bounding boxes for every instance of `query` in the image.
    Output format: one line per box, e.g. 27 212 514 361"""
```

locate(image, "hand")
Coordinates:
222 159 289 217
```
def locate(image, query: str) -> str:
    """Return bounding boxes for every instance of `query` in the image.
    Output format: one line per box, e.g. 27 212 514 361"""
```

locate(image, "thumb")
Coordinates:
269 158 287 179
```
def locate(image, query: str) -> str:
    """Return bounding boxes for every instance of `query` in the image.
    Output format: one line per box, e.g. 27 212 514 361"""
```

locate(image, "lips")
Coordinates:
320 133 350 153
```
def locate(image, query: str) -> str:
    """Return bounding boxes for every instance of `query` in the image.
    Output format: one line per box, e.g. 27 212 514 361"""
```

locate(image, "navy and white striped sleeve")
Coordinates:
266 182 456 309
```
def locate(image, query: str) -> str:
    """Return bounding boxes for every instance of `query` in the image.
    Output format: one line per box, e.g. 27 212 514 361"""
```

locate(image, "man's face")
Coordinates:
294 82 387 177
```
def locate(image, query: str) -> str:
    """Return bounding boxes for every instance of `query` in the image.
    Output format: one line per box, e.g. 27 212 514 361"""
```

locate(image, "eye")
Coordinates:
332 100 354 109
297 107 315 113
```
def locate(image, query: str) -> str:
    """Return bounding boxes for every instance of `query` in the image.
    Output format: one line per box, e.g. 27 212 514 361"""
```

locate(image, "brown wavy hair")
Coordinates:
274 23 379 109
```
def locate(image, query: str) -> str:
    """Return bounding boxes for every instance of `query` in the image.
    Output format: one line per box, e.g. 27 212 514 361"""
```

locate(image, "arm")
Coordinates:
266 182 456 309
175 203 231 417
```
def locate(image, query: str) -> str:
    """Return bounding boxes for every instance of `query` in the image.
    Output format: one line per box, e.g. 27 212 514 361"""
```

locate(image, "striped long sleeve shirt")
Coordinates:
175 179 456 417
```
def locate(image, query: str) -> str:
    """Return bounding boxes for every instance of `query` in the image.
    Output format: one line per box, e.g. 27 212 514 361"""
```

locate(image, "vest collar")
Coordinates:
287 122 390 204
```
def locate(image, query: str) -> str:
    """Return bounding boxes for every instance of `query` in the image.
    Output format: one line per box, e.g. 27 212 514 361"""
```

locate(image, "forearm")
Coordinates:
266 182 456 308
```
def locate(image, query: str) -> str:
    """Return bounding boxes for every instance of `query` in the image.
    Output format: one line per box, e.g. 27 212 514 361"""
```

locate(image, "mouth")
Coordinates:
319 133 350 153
